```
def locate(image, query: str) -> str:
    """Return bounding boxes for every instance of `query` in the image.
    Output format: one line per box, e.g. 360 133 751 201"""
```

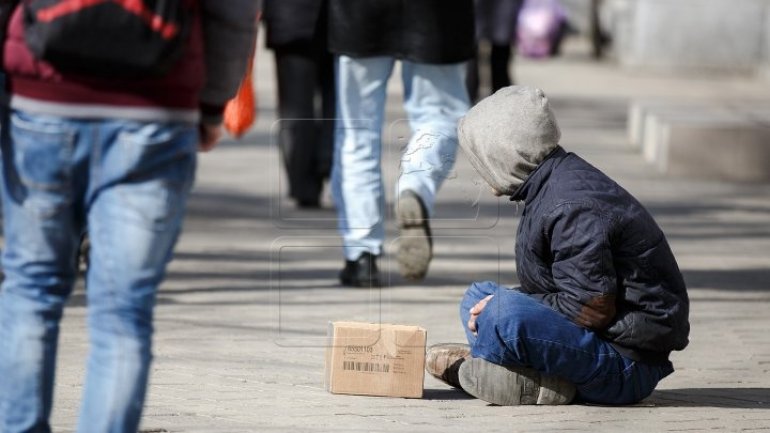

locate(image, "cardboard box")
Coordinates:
325 321 427 398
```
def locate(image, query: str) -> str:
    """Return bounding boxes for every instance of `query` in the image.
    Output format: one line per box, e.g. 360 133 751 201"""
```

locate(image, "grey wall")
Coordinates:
603 0 770 75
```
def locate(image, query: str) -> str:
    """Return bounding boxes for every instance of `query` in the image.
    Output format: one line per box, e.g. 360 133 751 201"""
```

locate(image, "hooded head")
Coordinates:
458 85 561 196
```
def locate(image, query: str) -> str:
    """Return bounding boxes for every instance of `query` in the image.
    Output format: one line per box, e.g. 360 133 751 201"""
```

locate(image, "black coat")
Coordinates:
327 0 476 64
512 147 690 364
263 0 326 48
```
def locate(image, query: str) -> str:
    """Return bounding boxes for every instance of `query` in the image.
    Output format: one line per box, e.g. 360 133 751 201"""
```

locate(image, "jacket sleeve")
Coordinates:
538 203 618 330
199 0 260 124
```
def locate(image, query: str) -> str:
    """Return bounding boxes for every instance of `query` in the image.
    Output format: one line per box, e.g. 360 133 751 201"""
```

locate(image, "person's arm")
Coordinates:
198 0 259 150
537 203 618 330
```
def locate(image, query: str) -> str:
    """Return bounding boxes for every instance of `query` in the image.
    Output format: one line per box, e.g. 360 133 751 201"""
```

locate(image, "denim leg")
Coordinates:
0 111 84 433
459 280 498 347
331 55 394 260
397 61 469 213
459 282 673 405
76 122 196 433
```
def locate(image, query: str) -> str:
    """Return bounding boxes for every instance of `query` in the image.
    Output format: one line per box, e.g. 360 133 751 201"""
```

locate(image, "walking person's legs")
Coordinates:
75 121 197 433
395 61 470 280
0 111 86 433
314 11 336 185
332 55 394 286
275 45 325 207
489 43 513 92
315 48 336 188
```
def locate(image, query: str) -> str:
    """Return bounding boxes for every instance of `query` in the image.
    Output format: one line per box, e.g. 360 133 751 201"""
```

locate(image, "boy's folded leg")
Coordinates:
458 357 575 405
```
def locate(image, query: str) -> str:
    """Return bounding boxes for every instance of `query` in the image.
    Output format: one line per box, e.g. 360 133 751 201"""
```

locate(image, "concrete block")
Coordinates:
629 100 770 182
655 118 770 182
627 100 704 148
641 109 743 164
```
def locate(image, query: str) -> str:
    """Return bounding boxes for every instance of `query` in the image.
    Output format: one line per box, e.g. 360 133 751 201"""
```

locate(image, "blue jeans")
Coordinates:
331 56 470 260
0 110 197 433
460 281 674 405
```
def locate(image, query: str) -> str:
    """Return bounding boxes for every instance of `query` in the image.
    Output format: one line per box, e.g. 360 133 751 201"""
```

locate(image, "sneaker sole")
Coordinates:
458 358 575 405
396 192 432 281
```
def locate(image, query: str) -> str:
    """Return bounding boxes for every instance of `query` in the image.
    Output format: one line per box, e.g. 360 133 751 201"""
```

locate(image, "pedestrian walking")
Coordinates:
467 0 524 103
263 0 335 209
0 1 259 432
328 0 475 287
426 86 690 405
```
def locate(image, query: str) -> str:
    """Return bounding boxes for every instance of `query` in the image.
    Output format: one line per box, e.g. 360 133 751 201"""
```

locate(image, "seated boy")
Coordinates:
426 86 690 405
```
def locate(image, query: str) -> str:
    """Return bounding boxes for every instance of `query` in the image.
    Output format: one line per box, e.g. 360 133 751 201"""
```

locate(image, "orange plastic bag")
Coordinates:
223 47 257 138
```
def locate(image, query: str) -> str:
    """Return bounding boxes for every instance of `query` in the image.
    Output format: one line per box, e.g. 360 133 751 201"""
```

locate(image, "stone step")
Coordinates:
641 109 745 164
628 100 704 148
628 101 770 182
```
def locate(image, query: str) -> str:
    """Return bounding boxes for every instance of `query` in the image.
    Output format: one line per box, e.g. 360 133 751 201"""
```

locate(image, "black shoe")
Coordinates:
296 198 321 209
339 252 381 287
458 357 575 405
395 190 432 281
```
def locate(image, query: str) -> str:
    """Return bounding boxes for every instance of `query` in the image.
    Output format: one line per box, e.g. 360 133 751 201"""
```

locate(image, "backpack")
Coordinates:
517 0 567 59
22 0 192 77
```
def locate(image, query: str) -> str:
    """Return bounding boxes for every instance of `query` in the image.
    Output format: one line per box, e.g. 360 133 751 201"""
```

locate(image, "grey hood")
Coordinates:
458 85 561 196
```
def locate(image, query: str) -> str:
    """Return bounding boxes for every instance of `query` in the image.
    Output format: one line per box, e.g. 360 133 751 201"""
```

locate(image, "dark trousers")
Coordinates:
466 43 513 103
274 43 335 205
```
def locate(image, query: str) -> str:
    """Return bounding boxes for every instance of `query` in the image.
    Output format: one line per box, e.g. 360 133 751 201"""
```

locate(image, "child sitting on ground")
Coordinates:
426 86 690 405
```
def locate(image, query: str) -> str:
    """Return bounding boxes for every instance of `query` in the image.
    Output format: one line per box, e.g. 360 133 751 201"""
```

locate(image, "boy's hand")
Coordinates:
468 295 494 335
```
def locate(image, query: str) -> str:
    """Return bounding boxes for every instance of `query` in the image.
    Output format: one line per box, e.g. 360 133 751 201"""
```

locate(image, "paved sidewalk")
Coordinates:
44 40 770 432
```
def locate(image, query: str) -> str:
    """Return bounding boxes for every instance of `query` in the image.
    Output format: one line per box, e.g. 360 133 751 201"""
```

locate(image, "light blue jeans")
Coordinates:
0 110 197 433
461 282 675 405
331 56 470 260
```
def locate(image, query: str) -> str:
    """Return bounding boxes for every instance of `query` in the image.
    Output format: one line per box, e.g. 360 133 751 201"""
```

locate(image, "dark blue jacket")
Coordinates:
512 147 690 364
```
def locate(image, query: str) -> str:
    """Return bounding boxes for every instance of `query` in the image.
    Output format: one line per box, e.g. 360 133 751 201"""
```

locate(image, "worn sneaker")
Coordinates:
425 343 471 389
458 357 575 405
395 190 432 281
339 252 381 288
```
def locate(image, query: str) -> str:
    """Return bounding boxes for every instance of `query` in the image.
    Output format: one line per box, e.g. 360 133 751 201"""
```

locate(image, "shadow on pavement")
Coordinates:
683 268 770 293
422 388 476 401
185 189 270 221
647 388 770 408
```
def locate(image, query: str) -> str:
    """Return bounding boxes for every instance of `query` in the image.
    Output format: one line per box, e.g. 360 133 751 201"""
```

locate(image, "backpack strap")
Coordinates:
34 0 182 39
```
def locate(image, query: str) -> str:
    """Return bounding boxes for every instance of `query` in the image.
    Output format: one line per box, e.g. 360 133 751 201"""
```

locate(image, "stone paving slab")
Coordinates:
39 39 770 432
